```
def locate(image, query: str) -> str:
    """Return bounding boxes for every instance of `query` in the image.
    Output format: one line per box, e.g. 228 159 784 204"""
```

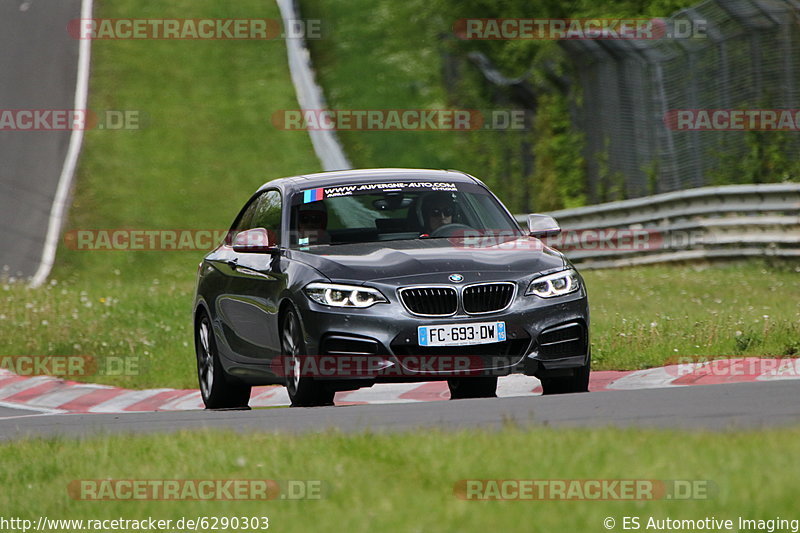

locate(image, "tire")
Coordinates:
540 361 590 395
195 313 252 409
447 376 498 399
282 308 335 407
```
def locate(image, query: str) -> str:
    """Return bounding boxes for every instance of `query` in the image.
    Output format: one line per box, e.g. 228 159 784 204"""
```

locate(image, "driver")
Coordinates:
297 202 330 244
420 192 456 233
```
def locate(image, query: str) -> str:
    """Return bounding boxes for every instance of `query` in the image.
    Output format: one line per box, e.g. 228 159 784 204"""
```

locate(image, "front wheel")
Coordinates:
282 308 335 407
447 376 498 399
195 313 251 409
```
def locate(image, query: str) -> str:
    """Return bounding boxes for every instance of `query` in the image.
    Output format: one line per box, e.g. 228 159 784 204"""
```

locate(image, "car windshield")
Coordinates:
288 180 521 247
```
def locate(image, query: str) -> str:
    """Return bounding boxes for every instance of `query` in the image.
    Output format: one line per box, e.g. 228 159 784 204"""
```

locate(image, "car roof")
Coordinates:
255 168 482 194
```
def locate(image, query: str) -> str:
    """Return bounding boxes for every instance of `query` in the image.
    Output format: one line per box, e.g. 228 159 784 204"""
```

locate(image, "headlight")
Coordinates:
304 282 388 308
526 268 581 298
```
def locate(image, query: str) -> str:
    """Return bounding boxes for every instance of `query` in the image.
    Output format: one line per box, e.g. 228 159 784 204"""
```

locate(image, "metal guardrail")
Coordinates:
516 184 800 269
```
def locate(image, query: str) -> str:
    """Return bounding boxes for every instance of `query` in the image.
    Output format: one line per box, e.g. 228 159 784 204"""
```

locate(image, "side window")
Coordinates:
250 190 283 245
232 200 259 234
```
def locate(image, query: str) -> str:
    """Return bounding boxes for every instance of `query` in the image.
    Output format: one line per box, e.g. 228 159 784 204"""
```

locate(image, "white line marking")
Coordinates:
29 0 94 287
0 400 65 414
0 412 62 421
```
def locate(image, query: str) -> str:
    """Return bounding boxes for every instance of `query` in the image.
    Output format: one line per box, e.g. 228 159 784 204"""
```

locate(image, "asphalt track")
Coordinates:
0 0 82 278
1 380 798 441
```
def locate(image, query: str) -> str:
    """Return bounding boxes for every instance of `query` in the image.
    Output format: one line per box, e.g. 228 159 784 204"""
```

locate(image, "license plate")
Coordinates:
418 322 506 347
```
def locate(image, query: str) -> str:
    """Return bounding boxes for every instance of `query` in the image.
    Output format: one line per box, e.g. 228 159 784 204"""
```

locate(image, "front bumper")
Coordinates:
294 277 590 381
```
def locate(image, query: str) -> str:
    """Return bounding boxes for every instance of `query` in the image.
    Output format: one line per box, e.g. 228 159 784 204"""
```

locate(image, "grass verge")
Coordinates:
588 261 800 369
2 427 799 532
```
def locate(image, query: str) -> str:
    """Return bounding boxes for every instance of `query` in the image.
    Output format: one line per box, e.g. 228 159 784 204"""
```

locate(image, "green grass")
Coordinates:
588 261 800 369
2 261 797 389
64 0 320 282
2 427 800 532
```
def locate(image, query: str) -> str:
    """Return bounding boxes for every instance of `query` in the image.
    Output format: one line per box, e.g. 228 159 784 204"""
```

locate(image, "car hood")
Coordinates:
290 237 567 284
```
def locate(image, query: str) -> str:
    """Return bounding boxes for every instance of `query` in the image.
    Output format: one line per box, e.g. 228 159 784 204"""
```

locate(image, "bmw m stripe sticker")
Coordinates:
303 187 325 203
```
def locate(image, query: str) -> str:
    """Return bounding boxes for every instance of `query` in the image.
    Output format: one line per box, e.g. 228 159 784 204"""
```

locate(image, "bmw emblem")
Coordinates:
449 273 464 283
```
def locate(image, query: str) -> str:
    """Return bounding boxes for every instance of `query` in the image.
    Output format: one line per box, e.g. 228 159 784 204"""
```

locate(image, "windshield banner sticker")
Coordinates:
306 181 458 200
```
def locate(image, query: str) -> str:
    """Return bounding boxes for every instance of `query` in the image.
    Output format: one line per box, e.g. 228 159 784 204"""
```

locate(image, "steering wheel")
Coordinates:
430 223 474 238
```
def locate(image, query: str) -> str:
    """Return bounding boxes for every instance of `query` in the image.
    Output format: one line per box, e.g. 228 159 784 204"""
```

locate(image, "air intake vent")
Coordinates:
537 322 587 359
463 282 515 314
399 287 458 316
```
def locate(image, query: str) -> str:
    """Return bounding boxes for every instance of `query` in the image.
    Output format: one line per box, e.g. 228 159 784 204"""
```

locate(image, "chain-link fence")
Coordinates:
561 0 800 203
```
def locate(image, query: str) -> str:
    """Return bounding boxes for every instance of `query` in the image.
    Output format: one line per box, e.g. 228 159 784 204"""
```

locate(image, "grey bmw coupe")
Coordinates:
193 169 590 407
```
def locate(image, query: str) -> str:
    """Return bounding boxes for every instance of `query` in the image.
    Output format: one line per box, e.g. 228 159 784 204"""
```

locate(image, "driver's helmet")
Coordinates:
418 191 458 233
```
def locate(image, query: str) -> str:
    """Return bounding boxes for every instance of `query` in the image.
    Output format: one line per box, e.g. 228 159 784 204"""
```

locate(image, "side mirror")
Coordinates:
232 228 277 253
527 214 561 237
